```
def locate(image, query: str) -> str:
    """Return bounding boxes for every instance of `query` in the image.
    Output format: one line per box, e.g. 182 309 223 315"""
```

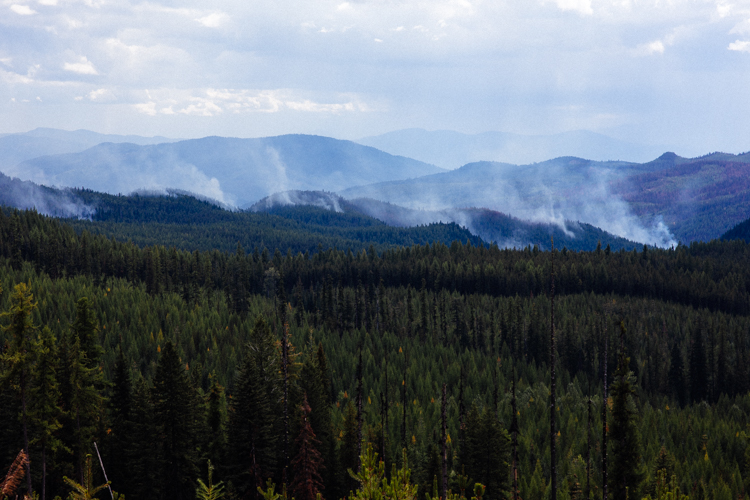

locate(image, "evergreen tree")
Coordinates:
668 342 686 407
67 333 105 484
340 400 360 494
127 378 159 499
152 340 199 500
689 323 707 403
291 394 324 500
609 323 643 500
106 346 133 495
29 326 65 500
228 315 279 498
461 404 511 500
70 298 102 368
0 283 39 495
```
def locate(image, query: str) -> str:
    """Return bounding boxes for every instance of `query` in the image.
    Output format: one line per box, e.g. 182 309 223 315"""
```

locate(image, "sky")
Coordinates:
2 0 750 156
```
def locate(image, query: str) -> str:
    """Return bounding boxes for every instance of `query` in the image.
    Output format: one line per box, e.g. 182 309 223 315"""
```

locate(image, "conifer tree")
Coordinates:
668 342 686 407
29 326 65 500
106 346 133 496
462 404 510 500
127 378 159 499
340 400 360 494
67 332 105 484
70 298 102 368
152 340 199 500
291 394 324 500
609 322 642 500
228 315 279 498
1 283 39 495
689 322 707 403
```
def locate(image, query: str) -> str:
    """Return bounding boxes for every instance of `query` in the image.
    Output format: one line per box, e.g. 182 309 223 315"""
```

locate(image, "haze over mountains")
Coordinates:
2 127 749 248
357 129 667 169
9 134 442 207
0 128 178 172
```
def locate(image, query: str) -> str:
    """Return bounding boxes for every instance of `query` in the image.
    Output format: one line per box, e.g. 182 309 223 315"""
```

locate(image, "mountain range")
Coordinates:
2 127 749 247
8 134 442 207
357 129 667 168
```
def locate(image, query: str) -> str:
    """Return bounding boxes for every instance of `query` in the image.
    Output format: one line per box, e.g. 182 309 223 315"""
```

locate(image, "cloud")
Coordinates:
0 68 34 84
10 4 36 15
64 56 98 75
548 0 593 16
130 88 374 117
87 88 116 101
729 40 750 52
195 12 229 28
640 40 665 55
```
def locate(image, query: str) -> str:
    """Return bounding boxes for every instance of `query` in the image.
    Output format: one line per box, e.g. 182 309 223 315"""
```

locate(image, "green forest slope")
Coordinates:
0 206 749 500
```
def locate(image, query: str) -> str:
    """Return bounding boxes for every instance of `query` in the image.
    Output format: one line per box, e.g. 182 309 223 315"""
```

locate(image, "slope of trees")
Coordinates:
1 206 750 499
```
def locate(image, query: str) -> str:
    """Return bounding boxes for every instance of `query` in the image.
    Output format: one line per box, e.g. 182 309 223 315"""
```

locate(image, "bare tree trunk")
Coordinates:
441 383 448 500
550 239 557 500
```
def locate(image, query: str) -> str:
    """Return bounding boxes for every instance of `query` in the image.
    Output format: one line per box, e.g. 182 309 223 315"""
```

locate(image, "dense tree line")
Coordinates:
1 206 750 499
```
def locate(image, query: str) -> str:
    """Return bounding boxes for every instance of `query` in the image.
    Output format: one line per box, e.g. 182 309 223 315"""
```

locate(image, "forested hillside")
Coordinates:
1 206 749 500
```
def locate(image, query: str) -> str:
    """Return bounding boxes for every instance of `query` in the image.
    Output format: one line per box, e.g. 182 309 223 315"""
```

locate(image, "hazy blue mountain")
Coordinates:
357 128 667 169
251 190 641 251
0 127 177 171
13 135 443 208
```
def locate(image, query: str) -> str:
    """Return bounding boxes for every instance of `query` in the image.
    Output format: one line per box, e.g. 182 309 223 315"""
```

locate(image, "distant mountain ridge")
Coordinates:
251 190 642 251
10 135 444 208
0 127 178 171
357 128 667 168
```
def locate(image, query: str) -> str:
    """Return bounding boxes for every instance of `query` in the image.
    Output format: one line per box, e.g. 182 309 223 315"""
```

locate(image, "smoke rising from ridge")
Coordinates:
341 158 678 248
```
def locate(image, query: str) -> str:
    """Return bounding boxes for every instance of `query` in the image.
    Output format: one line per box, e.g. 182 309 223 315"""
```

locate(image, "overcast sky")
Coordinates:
2 0 750 155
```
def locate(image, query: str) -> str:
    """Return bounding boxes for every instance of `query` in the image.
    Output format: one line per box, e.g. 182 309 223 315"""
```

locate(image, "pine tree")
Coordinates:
609 322 643 500
152 340 199 500
127 378 159 500
291 394 324 500
70 298 102 368
462 404 511 500
668 342 686 407
689 323 707 403
67 333 105 484
106 346 133 495
29 326 65 500
0 283 39 495
340 400 360 494
228 315 279 498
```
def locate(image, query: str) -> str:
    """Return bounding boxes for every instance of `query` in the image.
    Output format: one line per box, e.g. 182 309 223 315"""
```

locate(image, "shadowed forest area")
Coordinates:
1 205 750 499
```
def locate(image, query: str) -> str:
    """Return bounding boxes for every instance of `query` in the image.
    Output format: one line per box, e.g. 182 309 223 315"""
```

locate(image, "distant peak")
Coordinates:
656 152 678 161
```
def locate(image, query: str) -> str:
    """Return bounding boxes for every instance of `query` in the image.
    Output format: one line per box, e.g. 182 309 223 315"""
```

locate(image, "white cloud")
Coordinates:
729 39 750 52
134 102 157 116
64 56 98 75
37 0 58 5
549 0 593 15
87 88 116 101
10 4 37 15
130 88 373 117
0 68 34 84
641 40 665 55
196 12 229 28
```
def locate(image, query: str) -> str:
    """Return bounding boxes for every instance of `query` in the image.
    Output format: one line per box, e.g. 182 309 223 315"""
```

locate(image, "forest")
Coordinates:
1 202 750 500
